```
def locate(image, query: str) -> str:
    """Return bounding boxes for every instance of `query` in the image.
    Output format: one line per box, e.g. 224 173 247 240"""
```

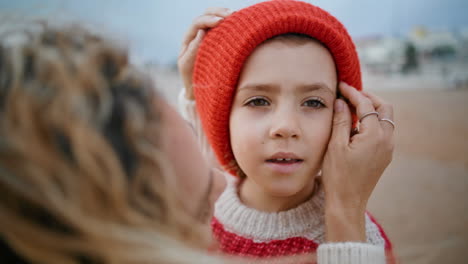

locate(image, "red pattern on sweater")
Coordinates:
212 217 319 257
212 216 397 262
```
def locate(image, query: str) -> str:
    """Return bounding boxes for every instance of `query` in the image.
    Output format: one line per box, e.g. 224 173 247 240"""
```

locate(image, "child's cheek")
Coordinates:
301 111 334 146
229 109 266 168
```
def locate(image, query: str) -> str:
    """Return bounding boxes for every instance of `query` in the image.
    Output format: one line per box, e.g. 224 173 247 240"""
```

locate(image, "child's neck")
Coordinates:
238 177 317 212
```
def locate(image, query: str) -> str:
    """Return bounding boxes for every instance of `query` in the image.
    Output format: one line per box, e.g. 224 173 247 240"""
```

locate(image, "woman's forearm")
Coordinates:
319 204 388 264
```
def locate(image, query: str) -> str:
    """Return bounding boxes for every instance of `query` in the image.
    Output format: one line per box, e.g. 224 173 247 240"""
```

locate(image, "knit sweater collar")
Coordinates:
213 174 326 243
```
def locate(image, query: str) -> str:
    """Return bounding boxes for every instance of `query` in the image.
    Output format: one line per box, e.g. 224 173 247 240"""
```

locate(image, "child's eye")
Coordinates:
245 97 270 107
302 98 325 108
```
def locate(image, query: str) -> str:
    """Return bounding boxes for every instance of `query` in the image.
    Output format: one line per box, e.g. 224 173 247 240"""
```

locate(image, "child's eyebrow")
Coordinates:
238 84 273 93
297 83 335 96
238 82 335 96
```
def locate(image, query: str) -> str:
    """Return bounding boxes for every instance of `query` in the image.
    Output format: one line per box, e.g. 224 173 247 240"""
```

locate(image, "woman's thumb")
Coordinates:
330 99 352 146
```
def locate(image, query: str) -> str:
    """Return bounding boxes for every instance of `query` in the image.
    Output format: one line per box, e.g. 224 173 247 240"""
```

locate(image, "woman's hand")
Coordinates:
178 8 233 100
322 82 395 242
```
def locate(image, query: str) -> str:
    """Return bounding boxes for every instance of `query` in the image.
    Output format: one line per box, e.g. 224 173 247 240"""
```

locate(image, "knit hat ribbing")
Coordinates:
193 0 362 173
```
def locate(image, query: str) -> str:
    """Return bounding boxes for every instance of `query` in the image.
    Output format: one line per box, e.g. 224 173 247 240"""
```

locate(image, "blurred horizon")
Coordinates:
1 0 468 65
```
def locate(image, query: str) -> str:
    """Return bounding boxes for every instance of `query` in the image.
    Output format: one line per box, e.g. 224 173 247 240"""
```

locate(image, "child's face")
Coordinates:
229 38 337 198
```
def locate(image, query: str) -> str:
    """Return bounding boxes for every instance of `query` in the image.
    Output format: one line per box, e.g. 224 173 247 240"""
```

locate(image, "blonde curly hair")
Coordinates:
0 22 221 264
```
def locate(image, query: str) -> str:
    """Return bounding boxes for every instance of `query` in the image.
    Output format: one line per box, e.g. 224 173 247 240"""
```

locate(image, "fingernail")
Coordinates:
335 99 343 112
212 16 223 22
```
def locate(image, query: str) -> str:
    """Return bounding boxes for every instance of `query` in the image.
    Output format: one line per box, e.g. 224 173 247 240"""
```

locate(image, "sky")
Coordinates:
1 0 468 64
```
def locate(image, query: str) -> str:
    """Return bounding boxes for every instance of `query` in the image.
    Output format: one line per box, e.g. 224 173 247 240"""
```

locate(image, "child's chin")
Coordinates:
266 182 311 197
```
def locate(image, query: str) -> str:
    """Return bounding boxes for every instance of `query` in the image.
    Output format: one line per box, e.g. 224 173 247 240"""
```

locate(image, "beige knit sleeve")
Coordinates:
177 89 219 168
317 242 386 264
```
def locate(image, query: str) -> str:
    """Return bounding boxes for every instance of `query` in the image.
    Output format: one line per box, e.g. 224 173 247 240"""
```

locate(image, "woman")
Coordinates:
0 23 225 263
0 22 394 263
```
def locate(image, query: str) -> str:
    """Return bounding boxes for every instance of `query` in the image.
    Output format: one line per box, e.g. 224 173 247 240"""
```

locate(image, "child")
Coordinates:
178 0 396 262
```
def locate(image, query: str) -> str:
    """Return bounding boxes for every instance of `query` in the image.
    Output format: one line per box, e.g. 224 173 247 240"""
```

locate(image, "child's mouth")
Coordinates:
266 158 303 163
265 158 304 174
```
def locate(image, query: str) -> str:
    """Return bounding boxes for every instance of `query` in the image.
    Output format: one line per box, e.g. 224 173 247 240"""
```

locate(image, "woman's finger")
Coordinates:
179 30 205 68
178 30 205 85
204 7 233 17
362 91 395 135
339 82 379 134
180 15 224 55
361 91 393 120
178 30 205 98
186 29 205 56
329 99 352 147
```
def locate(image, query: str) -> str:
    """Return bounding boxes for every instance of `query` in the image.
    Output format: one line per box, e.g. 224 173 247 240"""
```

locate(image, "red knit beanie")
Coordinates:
193 0 362 174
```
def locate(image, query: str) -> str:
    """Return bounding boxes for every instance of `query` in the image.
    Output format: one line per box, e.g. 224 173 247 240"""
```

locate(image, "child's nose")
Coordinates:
271 128 298 139
269 112 301 139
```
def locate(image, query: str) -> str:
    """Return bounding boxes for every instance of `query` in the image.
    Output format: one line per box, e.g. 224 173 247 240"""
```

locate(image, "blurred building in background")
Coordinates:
356 26 468 90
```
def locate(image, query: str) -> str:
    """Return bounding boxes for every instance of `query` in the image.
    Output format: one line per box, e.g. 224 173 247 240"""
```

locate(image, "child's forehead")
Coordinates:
248 36 335 68
237 37 338 94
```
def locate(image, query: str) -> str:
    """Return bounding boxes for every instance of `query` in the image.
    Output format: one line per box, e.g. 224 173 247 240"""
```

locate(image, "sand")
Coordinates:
367 88 468 264
154 68 468 264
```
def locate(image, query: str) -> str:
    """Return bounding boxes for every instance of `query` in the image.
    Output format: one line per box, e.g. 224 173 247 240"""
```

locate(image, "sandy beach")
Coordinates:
367 88 468 264
155 68 468 264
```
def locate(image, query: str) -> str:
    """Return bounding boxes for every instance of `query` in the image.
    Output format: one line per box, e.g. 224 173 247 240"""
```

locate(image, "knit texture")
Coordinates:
211 176 395 261
193 0 362 172
318 243 386 264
